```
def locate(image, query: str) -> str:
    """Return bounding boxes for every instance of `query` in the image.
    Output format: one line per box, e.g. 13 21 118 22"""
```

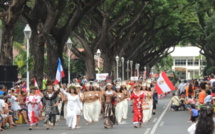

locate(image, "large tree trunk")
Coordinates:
0 22 14 65
103 55 114 78
46 36 58 80
85 55 95 80
28 22 45 89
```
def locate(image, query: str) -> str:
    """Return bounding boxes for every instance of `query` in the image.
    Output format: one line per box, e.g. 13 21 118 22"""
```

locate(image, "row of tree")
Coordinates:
0 0 215 87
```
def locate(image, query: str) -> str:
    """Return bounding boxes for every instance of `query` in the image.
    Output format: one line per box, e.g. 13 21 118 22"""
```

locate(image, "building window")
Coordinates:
188 59 193 66
194 60 199 66
175 59 186 66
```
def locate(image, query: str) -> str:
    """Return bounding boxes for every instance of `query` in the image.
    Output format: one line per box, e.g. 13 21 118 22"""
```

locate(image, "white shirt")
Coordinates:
188 123 196 134
179 83 186 94
11 95 21 111
210 79 215 87
0 99 5 113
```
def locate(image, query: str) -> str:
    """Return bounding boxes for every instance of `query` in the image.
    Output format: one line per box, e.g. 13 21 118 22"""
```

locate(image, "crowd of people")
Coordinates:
166 75 215 134
0 78 158 131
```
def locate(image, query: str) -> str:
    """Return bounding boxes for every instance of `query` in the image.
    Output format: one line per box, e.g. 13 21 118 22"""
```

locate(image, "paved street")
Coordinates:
2 94 191 134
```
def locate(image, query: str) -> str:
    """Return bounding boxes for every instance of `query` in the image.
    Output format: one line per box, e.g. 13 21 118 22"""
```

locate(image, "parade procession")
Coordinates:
0 74 160 130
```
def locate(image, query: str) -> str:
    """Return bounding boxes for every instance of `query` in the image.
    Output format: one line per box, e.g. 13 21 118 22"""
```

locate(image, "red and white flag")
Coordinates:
54 58 65 85
155 71 175 94
34 78 40 93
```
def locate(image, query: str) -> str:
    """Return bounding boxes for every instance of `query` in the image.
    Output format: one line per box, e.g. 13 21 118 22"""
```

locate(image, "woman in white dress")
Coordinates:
115 84 125 124
142 82 150 123
92 82 101 122
26 87 41 130
60 86 83 129
121 82 129 121
75 83 84 128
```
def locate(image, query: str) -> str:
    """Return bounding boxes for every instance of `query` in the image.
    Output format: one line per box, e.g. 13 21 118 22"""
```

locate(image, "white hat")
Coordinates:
142 82 147 87
67 83 76 88
75 83 82 88
116 84 121 89
106 83 112 86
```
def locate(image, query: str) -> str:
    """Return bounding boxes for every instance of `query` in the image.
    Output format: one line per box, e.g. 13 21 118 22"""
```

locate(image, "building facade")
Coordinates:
170 46 205 80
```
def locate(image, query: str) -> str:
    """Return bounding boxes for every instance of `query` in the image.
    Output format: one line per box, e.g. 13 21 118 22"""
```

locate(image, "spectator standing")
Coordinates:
198 82 207 107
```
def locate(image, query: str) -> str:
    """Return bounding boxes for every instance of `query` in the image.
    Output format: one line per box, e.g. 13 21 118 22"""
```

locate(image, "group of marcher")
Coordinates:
168 75 215 134
0 78 158 131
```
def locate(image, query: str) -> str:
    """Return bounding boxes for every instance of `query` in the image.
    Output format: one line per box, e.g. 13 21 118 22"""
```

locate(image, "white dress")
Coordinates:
26 95 41 125
83 93 94 123
115 94 124 124
142 92 152 123
93 93 101 122
61 89 82 129
122 91 128 119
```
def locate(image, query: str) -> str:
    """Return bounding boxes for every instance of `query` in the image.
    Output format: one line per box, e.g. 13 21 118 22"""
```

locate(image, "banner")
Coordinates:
130 76 138 81
96 73 109 80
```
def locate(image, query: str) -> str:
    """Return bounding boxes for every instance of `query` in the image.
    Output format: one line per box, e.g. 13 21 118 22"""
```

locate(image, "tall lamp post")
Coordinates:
130 60 133 77
66 38 72 84
24 24 32 92
144 66 147 80
126 60 129 80
116 56 119 80
96 49 101 73
121 57 124 81
137 63 140 78
135 63 138 76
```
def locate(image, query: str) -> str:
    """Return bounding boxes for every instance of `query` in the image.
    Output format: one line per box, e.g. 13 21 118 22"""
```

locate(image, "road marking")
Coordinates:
153 118 157 123
159 121 164 126
149 101 171 134
144 128 151 134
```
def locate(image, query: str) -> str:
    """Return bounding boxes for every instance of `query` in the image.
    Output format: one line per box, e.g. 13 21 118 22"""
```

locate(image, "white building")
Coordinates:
170 46 205 80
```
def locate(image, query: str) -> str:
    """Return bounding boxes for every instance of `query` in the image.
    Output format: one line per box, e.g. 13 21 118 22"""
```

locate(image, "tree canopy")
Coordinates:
1 0 215 86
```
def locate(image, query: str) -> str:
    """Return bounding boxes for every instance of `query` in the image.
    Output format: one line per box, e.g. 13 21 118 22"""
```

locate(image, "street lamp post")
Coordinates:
66 38 72 84
126 60 129 80
137 63 140 78
96 49 101 73
116 56 119 80
24 24 32 93
144 66 147 80
121 57 125 81
130 60 133 77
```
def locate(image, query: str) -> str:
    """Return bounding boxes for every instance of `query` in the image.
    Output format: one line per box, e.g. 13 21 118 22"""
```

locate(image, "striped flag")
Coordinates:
155 71 175 94
34 78 41 93
54 58 65 85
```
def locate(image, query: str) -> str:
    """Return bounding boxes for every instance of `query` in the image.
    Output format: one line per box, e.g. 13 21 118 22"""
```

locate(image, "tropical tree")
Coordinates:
0 0 28 65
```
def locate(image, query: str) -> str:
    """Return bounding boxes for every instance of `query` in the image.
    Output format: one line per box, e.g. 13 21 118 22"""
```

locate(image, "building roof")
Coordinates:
170 46 201 57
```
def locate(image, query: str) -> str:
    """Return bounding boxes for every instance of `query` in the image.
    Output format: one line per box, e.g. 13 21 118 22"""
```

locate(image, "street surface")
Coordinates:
2 94 191 134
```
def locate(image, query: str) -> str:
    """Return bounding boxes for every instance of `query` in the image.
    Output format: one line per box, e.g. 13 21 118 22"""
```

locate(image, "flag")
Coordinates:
54 58 65 85
34 78 41 94
155 71 175 94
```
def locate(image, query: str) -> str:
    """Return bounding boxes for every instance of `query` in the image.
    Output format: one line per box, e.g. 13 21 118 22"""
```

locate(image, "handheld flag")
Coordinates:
155 71 175 94
54 58 65 85
34 78 41 94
